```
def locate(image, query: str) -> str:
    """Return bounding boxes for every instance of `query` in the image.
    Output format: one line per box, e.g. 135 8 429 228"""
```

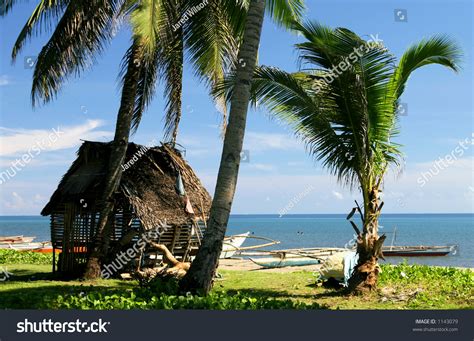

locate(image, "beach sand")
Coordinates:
217 258 474 273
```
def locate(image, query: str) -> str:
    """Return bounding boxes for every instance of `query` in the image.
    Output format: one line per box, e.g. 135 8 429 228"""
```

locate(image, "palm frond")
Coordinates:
158 0 183 143
390 35 462 99
184 0 242 130
0 0 25 16
266 0 305 27
123 0 184 143
31 0 123 105
11 0 69 61
253 23 461 192
250 66 361 187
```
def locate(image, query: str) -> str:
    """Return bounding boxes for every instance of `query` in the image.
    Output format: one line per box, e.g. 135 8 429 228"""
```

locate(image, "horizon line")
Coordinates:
0 212 473 217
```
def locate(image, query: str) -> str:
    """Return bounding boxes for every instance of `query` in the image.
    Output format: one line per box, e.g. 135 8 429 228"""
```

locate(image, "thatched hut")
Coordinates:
41 141 211 276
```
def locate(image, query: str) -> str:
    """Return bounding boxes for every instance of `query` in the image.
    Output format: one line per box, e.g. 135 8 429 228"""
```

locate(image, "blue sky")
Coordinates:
0 0 473 215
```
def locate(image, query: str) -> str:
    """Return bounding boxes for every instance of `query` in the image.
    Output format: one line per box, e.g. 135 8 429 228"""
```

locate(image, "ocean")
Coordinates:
1 214 472 267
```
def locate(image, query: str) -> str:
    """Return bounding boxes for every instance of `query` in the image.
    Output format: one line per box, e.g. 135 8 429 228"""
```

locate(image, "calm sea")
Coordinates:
0 214 472 267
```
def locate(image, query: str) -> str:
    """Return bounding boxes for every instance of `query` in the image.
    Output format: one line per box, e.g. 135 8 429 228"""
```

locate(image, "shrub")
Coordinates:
0 250 53 265
379 262 473 288
379 262 474 308
54 290 324 310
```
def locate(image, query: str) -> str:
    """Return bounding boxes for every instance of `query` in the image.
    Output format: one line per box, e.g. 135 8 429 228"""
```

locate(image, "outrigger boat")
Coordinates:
249 256 321 268
381 245 456 257
221 233 280 259
0 241 53 252
0 235 36 244
380 227 457 257
244 242 458 269
0 236 54 253
245 247 347 268
148 232 280 260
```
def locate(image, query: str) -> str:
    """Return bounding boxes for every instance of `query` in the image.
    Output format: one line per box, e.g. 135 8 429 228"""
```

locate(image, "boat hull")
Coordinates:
0 236 36 244
221 232 250 258
382 245 455 257
249 257 321 268
383 251 450 257
0 241 53 252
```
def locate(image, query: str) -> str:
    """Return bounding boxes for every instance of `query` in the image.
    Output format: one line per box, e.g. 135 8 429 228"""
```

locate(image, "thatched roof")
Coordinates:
41 141 211 227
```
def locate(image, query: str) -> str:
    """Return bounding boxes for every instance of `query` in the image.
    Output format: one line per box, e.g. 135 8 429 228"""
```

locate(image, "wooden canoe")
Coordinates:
382 245 456 257
249 256 321 268
0 236 36 244
221 232 251 258
220 233 280 259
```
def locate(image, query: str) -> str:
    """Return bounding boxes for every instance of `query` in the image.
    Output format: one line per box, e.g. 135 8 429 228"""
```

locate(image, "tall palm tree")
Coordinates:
2 0 244 278
226 21 461 293
180 0 306 294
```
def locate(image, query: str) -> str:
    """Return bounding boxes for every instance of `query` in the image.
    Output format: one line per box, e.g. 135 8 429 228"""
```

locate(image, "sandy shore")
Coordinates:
217 258 474 273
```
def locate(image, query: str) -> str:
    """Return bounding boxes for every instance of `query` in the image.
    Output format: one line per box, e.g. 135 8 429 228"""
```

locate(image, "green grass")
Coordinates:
0 260 472 309
215 264 474 309
0 264 134 309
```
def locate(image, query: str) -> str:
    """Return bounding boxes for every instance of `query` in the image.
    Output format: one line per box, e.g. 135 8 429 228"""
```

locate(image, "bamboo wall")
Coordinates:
49 202 203 276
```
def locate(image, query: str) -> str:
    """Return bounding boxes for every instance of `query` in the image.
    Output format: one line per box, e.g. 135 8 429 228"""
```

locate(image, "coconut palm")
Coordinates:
2 0 244 278
180 0 306 294
217 21 461 293
2 0 304 279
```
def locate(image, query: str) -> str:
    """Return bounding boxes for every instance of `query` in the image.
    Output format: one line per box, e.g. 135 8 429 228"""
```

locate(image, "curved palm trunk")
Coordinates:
179 0 266 294
347 187 386 294
84 45 142 279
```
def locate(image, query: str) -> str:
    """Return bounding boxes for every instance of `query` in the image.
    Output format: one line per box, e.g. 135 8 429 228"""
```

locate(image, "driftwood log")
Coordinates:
133 243 190 282
149 242 191 271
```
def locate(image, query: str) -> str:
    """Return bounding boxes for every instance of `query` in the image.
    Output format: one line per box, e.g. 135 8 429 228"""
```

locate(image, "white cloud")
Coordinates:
196 155 473 214
186 148 213 157
0 189 52 214
4 192 26 209
0 75 10 86
332 190 344 200
0 151 75 168
244 131 301 152
248 163 275 171
0 119 112 156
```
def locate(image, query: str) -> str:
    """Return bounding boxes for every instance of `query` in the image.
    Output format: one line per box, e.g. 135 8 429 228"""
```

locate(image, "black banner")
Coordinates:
0 310 472 341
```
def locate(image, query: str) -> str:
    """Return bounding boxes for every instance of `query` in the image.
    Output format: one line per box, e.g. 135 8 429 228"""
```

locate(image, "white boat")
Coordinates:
249 256 322 268
148 232 278 260
221 232 251 258
245 247 348 268
0 241 51 251
220 233 281 259
0 235 36 244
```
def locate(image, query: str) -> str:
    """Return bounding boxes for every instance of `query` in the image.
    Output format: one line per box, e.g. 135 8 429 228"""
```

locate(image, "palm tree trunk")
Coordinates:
347 187 386 294
179 0 266 294
83 45 142 279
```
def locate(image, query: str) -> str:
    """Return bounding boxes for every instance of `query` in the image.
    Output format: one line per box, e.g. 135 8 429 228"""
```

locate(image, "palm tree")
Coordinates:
2 0 244 278
227 21 461 293
180 0 306 294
